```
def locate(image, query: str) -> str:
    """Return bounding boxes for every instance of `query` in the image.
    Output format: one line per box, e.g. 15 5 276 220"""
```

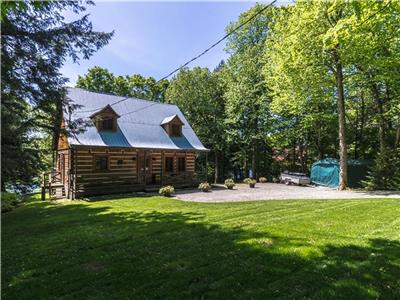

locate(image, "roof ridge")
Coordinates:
67 87 178 108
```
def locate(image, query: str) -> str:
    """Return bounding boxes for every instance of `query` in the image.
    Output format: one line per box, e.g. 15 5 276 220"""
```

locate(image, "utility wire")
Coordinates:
157 0 277 82
70 0 277 117
73 0 389 120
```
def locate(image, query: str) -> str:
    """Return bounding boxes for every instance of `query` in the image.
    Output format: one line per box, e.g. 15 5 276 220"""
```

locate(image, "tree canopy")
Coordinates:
1 0 113 190
76 66 170 102
3 0 399 191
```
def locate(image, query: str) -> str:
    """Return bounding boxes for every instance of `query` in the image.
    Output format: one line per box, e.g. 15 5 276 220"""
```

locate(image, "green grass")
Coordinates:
2 195 400 299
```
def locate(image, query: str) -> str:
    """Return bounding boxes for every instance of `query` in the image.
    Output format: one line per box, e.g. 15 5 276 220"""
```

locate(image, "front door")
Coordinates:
138 153 152 184
58 153 65 184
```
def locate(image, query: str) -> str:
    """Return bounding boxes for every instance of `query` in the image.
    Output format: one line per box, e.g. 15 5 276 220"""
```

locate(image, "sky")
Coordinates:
61 1 278 86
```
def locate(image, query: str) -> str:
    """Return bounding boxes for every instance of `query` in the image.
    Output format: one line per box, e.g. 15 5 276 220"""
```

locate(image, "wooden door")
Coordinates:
138 153 152 184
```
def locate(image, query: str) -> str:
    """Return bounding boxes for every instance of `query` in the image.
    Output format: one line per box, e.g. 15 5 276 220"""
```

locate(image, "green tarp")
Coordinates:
310 158 372 188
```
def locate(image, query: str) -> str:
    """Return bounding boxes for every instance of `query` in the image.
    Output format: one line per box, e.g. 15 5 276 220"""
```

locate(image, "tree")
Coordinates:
264 1 354 189
222 3 275 179
1 1 113 190
76 66 170 101
165 67 226 183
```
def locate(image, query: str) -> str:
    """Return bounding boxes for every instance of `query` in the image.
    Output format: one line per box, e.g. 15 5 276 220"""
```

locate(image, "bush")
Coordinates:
198 182 211 192
2 192 22 213
259 177 267 183
224 179 235 189
363 151 400 190
159 186 174 197
243 178 252 184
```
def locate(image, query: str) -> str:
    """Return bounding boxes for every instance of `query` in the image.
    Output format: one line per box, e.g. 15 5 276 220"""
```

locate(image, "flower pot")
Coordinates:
227 186 234 190
249 183 256 188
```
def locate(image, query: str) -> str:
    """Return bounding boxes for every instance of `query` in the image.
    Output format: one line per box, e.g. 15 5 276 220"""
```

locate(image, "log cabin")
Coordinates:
51 88 208 199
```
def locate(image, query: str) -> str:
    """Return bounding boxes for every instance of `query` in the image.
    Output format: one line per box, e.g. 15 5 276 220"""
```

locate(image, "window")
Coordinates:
100 118 114 130
171 124 181 136
165 157 174 172
178 157 186 172
95 156 108 171
117 159 123 166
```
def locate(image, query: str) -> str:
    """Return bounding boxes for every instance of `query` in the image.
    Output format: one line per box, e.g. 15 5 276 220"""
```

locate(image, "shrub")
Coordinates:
363 150 400 190
259 177 267 183
198 182 211 192
224 178 235 189
1 192 22 213
159 185 174 197
243 178 252 184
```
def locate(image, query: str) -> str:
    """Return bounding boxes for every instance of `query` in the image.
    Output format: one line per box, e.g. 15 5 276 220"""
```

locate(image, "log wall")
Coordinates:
68 147 199 197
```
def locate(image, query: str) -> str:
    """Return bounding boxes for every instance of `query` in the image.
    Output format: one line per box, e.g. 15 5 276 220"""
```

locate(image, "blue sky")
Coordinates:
61 1 280 85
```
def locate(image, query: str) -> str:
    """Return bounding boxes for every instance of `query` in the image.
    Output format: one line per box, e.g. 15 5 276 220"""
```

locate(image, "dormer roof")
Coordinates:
89 104 120 119
160 114 184 126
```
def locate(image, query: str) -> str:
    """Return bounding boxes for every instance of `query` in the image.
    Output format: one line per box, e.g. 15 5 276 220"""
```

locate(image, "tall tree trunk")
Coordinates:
243 153 248 179
292 141 296 170
369 82 386 155
252 141 257 179
214 151 219 184
334 48 348 190
396 125 400 148
358 93 366 159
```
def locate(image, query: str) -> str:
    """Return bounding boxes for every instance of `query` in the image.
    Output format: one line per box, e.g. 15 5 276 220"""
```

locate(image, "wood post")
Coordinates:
160 151 164 186
144 151 147 186
205 152 208 182
41 172 46 201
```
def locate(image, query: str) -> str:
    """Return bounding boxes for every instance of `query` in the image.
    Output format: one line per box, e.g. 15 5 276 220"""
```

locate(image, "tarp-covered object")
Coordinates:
310 158 372 188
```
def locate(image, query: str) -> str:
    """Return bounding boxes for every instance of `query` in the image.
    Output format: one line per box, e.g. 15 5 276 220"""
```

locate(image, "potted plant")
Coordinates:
259 177 267 183
159 185 174 197
198 182 211 192
224 178 235 190
244 178 256 188
248 179 256 188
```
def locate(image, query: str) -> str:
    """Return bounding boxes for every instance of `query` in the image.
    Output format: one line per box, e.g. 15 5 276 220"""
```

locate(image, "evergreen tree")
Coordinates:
1 1 113 190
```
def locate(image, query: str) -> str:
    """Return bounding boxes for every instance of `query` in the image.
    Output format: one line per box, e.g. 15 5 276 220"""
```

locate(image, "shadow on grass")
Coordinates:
2 200 399 299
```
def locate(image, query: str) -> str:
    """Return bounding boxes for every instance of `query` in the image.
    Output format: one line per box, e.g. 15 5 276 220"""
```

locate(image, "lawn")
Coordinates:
2 195 400 299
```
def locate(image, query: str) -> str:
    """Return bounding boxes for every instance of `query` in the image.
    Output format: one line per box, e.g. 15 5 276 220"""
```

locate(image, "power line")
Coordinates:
157 0 277 82
72 0 388 121
70 0 277 117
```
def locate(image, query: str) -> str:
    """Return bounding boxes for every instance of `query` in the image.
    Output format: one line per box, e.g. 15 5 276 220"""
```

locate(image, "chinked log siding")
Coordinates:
58 146 199 197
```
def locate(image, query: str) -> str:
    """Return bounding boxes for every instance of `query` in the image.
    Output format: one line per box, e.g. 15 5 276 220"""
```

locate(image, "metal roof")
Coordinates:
66 88 208 151
160 114 183 125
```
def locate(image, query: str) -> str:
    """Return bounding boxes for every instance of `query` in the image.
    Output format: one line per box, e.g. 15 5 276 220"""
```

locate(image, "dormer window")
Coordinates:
161 115 184 137
100 117 114 131
90 104 120 132
171 124 181 136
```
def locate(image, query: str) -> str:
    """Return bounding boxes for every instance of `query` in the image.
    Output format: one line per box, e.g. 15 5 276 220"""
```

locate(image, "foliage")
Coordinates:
259 177 267 183
222 4 276 180
363 150 400 191
243 178 252 184
244 178 256 187
166 67 226 182
198 182 211 192
158 186 175 197
1 0 112 190
1 192 22 213
76 66 169 101
224 178 235 189
263 0 400 189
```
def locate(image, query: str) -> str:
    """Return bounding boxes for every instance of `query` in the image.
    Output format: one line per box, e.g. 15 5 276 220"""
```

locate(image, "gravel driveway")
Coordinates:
175 183 400 202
